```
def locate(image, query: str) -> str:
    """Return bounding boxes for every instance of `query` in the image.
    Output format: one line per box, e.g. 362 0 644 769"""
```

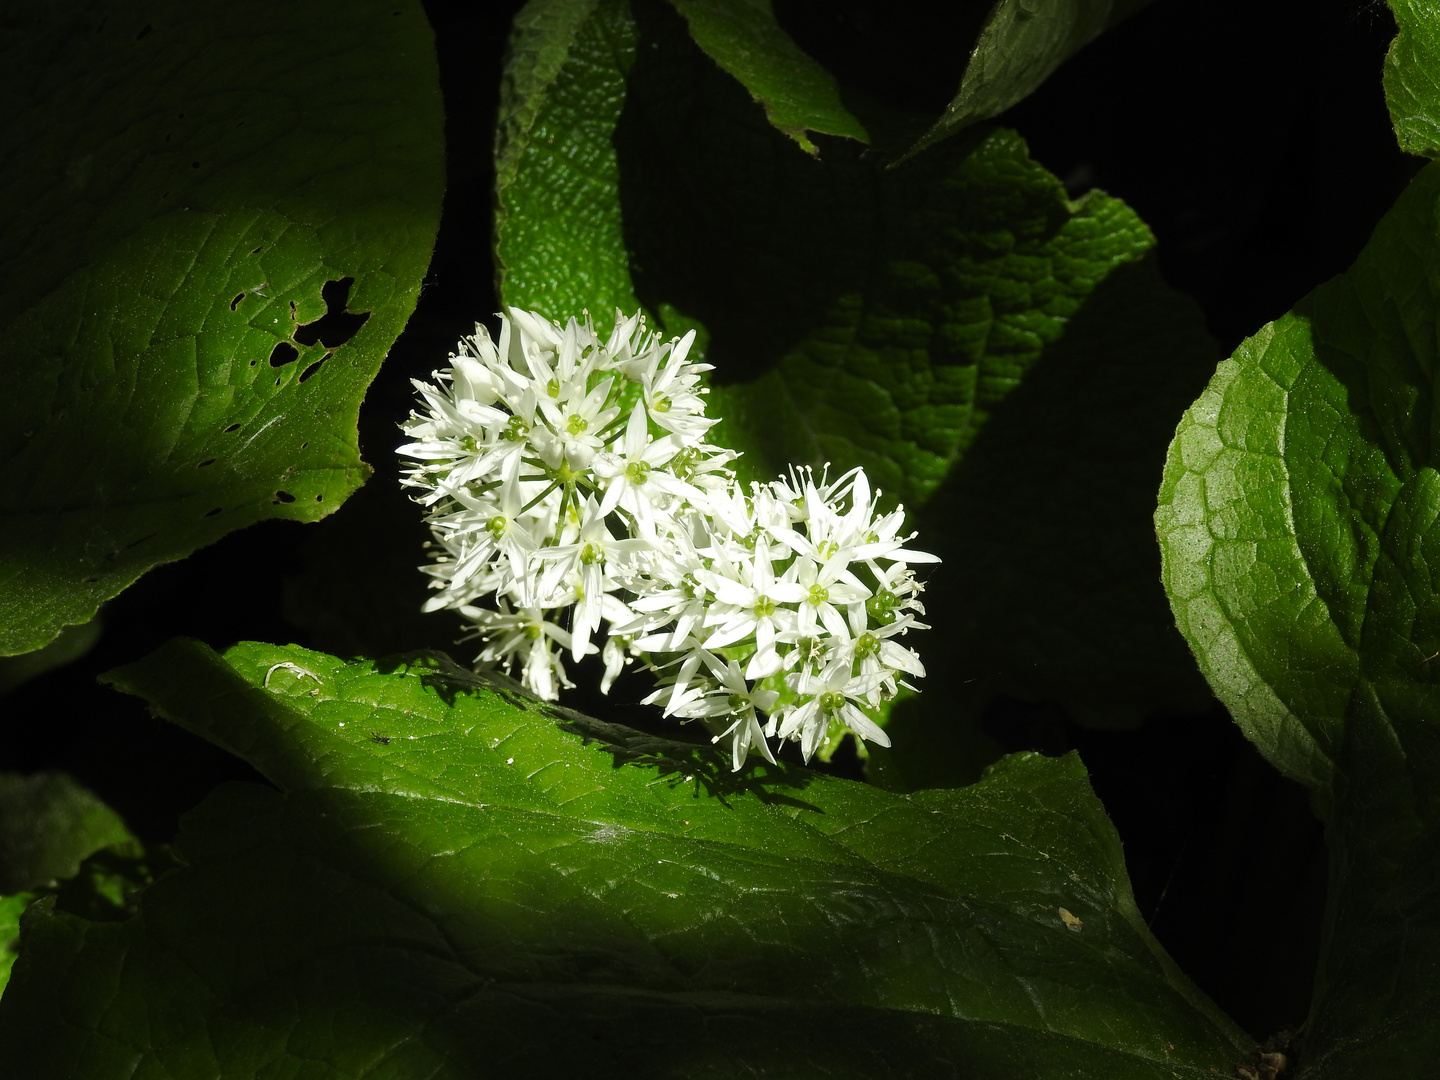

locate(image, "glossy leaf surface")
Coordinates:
0 640 1249 1076
1157 161 1440 1075
0 0 444 654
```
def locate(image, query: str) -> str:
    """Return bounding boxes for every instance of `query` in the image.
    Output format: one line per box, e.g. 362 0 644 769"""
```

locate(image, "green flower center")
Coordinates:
728 693 748 712
502 416 528 442
808 583 829 606
524 623 543 640
625 460 651 484
819 691 846 712
566 413 589 435
753 595 776 618
546 378 561 398
651 393 671 413
854 632 879 659
486 515 507 540
580 542 601 565
817 540 841 560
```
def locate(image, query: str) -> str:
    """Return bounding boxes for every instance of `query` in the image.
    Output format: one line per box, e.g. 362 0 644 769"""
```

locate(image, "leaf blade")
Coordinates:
0 0 445 654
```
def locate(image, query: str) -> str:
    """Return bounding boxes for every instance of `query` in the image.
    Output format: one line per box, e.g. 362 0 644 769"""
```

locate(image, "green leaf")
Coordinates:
1385 0 1440 158
495 0 641 320
902 0 1153 161
1156 161 1440 1074
0 0 445 656
661 0 867 153
0 619 103 698
0 639 1250 1075
0 893 34 1000
494 0 1213 745
0 773 136 896
877 256 1217 789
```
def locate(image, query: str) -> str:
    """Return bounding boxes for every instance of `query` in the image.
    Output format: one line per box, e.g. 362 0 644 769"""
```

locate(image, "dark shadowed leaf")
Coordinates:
0 774 134 895
901 0 1154 160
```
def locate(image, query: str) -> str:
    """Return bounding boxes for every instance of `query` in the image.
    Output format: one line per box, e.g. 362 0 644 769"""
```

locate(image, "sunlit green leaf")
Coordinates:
662 0 867 152
1157 161 1440 1075
0 893 34 1000
0 640 1250 1076
1385 0 1440 158
0 0 445 655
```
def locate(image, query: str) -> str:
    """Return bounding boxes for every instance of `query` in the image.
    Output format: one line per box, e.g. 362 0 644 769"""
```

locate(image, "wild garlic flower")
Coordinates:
399 307 937 770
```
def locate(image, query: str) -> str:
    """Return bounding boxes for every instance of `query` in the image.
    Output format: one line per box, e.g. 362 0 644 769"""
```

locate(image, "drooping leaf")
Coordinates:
1156 162 1440 1075
1384 0 1440 158
0 0 445 655
902 0 1154 161
662 0 867 153
0 639 1251 1076
0 773 136 896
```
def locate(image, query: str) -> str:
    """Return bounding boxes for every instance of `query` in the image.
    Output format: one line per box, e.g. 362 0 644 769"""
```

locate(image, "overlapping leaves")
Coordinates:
0 0 444 655
1156 157 1440 1075
495 0 1216 742
0 641 1249 1076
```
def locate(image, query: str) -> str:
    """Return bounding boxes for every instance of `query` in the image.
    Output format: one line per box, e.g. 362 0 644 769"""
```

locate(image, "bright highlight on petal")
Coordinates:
400 308 937 770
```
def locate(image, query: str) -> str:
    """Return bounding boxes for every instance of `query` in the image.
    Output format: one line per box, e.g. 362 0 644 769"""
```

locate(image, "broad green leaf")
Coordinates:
0 639 1250 1076
0 773 135 895
1385 0 1440 158
902 0 1154 161
662 0 867 153
0 0 445 655
1157 162 1440 1074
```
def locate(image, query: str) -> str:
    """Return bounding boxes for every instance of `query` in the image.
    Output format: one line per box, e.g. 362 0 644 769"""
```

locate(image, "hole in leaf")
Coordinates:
204 507 222 518
249 246 263 255
314 494 323 502
125 533 155 549
293 277 369 348
83 575 103 583
274 491 296 504
300 441 309 449
229 293 245 311
268 341 299 367
223 423 241 433
249 359 258 367
298 355 328 383
274 376 282 386
198 458 215 468
135 23 152 39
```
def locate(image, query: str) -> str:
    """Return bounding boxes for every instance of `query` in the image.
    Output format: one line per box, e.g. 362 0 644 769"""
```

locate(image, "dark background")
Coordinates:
2 0 1415 1045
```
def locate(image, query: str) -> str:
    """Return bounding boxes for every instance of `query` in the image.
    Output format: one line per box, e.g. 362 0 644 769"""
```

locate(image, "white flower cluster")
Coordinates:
398 308 937 770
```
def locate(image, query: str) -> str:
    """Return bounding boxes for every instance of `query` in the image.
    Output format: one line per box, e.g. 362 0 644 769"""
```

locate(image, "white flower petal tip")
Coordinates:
400 308 938 767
